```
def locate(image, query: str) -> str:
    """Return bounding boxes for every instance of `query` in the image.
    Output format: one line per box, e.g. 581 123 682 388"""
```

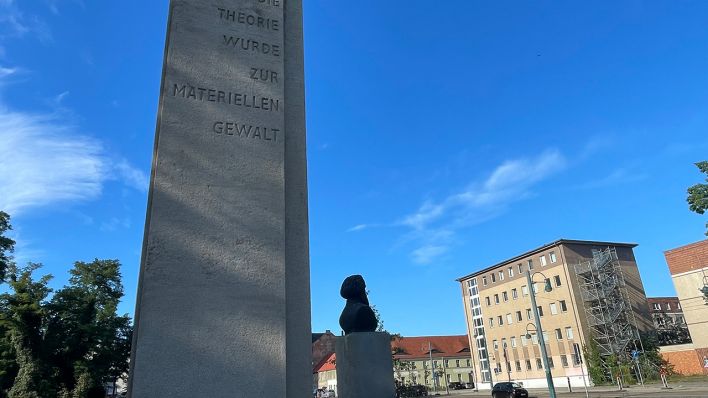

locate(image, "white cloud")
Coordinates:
0 110 107 214
0 67 148 215
347 224 369 232
576 167 648 190
0 0 52 43
411 245 448 265
398 149 567 264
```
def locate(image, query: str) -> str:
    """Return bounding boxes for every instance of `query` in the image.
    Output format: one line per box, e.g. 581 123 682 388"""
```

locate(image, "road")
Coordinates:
436 380 708 398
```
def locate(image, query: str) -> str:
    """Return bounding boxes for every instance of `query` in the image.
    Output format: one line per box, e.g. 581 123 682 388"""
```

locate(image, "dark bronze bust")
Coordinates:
339 274 378 334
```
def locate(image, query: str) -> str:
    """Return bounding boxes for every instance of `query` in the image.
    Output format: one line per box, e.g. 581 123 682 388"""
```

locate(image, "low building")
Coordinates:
661 239 708 375
646 297 691 346
391 335 474 389
313 352 337 393
312 331 337 392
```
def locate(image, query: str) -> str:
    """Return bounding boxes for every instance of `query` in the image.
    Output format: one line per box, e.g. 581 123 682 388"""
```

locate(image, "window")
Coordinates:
653 303 661 310
526 359 532 370
493 340 499 350
444 359 449 367
497 315 504 326
677 302 682 310
554 275 561 287
550 303 558 315
536 358 543 370
555 328 563 340
537 306 544 317
511 336 517 348
508 267 514 277
516 311 523 322
531 334 539 345
485 296 491 306
456 359 460 367
467 359 471 367
494 294 500 304
434 360 438 367
533 283 538 293
488 318 494 328
498 271 504 281
542 331 549 343
518 263 524 274
560 300 568 312
506 313 513 324
550 251 557 263
512 288 518 299
482 276 488 286
502 338 507 348
561 355 569 367
566 327 574 340
572 343 582 366
521 335 528 346
540 255 547 266
503 291 508 302
526 308 532 320
522 285 529 296
515 360 521 371
547 357 555 369
666 303 671 310
527 259 534 270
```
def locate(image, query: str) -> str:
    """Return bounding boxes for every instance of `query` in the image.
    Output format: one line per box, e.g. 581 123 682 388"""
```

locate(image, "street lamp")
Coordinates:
526 270 557 398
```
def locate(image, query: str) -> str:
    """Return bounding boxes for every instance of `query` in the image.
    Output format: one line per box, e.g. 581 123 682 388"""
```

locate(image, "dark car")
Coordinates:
448 382 466 390
396 384 428 397
491 382 528 398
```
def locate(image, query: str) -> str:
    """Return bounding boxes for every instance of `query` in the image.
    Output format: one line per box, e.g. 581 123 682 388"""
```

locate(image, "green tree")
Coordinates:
687 161 708 236
0 211 16 283
45 259 132 398
583 340 607 384
1 263 54 398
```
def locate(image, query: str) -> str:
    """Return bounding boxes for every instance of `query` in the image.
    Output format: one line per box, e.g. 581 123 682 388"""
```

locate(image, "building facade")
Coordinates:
457 239 653 390
661 239 708 375
646 297 691 346
391 335 474 389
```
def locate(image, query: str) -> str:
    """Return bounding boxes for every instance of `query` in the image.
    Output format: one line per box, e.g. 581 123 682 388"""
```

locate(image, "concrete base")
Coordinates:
335 332 395 398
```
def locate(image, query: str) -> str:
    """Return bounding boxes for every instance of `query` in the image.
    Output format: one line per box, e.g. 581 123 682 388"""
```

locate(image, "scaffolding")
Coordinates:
574 247 641 374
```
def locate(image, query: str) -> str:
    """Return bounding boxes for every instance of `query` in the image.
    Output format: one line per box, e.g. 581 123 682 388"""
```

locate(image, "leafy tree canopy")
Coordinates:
687 161 708 236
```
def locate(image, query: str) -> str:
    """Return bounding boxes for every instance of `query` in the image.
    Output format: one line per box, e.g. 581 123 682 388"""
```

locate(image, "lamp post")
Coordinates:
526 270 557 398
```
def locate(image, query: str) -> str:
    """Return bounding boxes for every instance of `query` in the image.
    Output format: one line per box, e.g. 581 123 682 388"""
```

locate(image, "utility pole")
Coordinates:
527 270 557 398
429 341 437 394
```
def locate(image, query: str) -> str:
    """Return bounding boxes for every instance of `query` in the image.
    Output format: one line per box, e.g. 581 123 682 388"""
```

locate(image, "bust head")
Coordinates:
340 274 369 305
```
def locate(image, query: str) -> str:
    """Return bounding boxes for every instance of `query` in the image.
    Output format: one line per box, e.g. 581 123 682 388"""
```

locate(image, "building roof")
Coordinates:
456 238 638 281
391 335 470 360
313 352 336 373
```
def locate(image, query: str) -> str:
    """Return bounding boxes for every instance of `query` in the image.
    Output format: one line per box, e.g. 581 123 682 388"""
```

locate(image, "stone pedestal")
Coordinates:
335 332 396 398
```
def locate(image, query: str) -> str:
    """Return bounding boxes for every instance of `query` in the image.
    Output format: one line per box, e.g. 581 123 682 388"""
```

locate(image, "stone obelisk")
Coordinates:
127 1 310 397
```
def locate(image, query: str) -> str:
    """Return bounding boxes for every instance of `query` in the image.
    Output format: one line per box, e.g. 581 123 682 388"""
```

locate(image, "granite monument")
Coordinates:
127 1 310 397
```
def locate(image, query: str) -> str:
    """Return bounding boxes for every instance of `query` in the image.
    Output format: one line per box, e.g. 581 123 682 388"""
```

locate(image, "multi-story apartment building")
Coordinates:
646 297 691 346
457 239 653 390
391 335 473 389
661 239 708 375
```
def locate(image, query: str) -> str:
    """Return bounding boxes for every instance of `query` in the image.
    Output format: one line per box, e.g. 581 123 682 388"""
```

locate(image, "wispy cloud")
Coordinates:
0 66 148 215
575 167 648 190
393 149 567 264
0 0 52 43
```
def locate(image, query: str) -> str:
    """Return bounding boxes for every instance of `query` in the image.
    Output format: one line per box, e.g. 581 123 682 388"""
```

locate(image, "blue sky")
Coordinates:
1 0 707 337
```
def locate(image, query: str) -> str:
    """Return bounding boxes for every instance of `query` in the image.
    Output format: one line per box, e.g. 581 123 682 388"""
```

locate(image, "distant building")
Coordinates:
391 335 473 389
457 239 653 390
646 297 691 346
313 352 337 393
312 331 337 391
660 239 708 375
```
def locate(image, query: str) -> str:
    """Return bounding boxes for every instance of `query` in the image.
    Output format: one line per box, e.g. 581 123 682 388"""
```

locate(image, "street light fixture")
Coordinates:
526 269 557 398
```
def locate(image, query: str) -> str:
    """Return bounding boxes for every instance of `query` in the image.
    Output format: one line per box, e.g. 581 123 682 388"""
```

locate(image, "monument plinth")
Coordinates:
128 1 310 397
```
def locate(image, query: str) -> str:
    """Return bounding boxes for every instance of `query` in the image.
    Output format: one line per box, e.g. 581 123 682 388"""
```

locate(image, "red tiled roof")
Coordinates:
391 335 470 360
313 352 336 373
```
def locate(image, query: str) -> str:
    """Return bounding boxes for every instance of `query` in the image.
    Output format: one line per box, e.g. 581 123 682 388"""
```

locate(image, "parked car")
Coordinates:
491 382 528 398
464 382 474 389
448 382 466 390
396 384 428 397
